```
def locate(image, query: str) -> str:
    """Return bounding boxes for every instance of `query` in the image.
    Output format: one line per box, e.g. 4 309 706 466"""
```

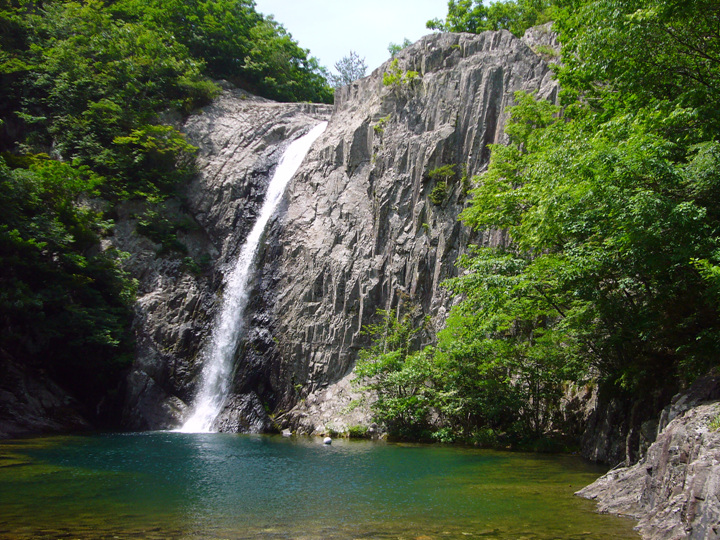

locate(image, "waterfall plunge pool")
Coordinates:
0 432 638 539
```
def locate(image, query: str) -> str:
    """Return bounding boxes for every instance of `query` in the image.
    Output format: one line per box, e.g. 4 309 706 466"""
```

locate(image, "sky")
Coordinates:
253 0 449 74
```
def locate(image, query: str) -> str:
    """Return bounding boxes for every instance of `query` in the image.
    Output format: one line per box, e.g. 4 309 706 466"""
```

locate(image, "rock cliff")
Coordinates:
0 351 90 438
118 90 332 429
118 29 557 432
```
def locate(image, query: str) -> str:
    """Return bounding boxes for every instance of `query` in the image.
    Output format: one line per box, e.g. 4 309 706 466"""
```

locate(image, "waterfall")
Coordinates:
179 121 328 433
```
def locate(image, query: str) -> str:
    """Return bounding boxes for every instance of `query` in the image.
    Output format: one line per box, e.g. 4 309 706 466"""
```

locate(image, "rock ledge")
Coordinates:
577 398 720 539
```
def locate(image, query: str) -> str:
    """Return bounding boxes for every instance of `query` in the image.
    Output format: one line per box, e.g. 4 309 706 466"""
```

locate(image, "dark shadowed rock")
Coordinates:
581 386 676 467
577 374 720 539
0 351 89 438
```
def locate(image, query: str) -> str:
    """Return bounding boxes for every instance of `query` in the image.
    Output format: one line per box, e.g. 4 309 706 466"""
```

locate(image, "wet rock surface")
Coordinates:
117 89 331 430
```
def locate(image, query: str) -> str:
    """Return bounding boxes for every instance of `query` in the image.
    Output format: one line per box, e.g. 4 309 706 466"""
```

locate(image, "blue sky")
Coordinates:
253 0 449 75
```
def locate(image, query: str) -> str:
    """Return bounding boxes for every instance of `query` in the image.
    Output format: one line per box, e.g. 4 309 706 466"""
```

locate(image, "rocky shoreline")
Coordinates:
578 373 720 539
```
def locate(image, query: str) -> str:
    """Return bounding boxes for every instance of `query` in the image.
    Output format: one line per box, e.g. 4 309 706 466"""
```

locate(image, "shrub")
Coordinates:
429 182 448 205
382 59 420 89
533 44 559 60
427 164 455 181
346 425 370 438
470 428 499 448
373 115 391 134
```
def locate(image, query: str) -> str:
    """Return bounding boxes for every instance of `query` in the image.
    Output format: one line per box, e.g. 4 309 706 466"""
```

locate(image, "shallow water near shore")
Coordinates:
0 432 637 539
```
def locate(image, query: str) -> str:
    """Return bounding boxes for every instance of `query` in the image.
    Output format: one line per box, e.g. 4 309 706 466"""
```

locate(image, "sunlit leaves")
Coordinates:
555 0 720 133
427 0 556 37
456 81 720 396
360 0 720 444
111 0 332 103
354 309 435 438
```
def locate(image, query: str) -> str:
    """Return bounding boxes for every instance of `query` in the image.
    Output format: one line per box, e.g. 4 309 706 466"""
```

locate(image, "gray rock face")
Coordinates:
118 31 557 433
118 90 331 430
577 375 720 539
268 31 557 431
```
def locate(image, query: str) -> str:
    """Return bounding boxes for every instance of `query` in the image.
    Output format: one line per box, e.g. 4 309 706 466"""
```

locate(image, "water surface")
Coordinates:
0 433 637 539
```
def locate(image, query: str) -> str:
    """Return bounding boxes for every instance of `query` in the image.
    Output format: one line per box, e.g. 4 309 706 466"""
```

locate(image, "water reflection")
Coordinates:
0 433 639 539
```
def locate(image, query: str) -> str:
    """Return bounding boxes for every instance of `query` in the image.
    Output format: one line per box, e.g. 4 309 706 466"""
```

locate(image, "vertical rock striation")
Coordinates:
118 90 331 430
577 372 720 539
266 30 557 432
119 30 558 432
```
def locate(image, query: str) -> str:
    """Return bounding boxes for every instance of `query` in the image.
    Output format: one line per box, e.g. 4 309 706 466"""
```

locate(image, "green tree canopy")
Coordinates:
110 0 333 103
447 0 720 421
360 0 720 446
329 51 368 88
427 0 556 36
0 156 136 421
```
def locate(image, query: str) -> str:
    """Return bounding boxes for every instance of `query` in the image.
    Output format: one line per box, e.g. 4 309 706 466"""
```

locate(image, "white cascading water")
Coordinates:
179 121 328 433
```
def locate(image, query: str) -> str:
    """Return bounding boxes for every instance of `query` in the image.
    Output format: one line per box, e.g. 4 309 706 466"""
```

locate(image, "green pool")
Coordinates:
0 432 637 539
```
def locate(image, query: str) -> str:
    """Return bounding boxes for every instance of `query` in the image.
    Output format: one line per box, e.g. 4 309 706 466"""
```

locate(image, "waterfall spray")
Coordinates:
179 122 327 432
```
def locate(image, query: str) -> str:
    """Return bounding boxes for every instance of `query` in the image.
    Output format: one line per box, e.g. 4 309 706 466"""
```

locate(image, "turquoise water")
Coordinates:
0 433 637 539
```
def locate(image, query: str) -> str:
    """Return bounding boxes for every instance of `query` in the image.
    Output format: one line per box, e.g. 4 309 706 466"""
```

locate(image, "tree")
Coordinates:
554 0 720 135
329 50 367 88
0 156 136 420
427 0 556 37
353 308 435 438
388 38 412 57
110 0 333 103
359 0 720 447
453 0 720 401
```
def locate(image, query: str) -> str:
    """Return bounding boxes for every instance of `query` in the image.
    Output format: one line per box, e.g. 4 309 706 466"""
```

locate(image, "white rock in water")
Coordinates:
323 437 332 445
282 429 292 437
